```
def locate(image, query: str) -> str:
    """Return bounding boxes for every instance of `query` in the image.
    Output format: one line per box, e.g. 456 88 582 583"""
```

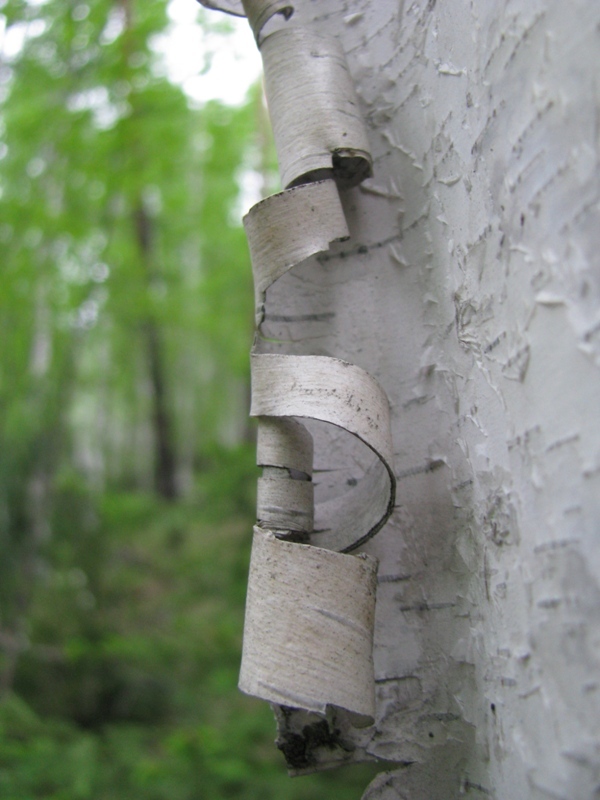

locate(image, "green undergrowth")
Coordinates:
0 482 382 799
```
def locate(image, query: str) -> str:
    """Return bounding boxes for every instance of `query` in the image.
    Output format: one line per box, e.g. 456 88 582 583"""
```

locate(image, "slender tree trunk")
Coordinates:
145 319 179 501
135 204 179 501
0 295 73 693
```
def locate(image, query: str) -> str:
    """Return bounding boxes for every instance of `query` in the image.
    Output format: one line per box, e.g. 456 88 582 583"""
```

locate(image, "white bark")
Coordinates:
304 2 599 797
259 27 372 187
239 528 378 719
201 0 600 795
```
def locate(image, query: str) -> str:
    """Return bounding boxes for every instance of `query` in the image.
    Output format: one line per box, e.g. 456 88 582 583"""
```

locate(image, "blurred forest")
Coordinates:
0 0 382 796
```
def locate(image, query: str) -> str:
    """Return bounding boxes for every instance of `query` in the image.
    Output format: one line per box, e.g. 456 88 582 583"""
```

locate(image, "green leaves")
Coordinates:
0 0 260 500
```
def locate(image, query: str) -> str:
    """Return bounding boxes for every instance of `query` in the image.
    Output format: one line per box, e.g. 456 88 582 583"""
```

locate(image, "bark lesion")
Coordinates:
274 705 376 773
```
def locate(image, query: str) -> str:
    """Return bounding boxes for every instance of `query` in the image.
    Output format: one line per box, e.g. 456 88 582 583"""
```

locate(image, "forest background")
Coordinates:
0 0 381 796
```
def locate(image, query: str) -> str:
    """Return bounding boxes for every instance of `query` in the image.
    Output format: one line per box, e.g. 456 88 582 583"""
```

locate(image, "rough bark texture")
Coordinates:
258 0 600 797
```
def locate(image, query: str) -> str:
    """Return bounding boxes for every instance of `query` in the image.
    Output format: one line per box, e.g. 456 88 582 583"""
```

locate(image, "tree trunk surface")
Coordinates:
258 1 600 797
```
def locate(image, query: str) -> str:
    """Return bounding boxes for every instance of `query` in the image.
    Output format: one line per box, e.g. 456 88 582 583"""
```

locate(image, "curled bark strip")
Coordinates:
239 527 378 722
251 353 396 553
256 418 314 538
257 472 314 534
197 0 294 45
196 0 245 17
257 416 313 476
241 0 294 44
202 0 395 747
260 28 373 189
243 179 349 326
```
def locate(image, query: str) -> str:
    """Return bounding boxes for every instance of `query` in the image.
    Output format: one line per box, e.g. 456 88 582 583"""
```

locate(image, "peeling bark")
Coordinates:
200 0 600 796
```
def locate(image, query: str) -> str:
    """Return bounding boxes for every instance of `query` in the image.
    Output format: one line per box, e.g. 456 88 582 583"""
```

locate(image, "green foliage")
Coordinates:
1 496 382 799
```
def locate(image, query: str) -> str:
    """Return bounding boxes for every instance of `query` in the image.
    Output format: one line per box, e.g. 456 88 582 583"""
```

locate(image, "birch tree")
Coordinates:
201 1 600 797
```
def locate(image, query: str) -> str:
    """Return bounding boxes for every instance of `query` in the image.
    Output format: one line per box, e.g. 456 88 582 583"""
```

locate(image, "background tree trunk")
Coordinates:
268 1 600 797
135 204 179 501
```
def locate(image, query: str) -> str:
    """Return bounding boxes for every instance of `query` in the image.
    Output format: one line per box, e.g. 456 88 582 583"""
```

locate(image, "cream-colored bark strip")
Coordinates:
260 28 372 188
256 417 313 476
244 179 348 326
241 0 293 44
198 0 399 773
197 0 244 17
256 473 314 533
251 353 395 552
239 528 378 721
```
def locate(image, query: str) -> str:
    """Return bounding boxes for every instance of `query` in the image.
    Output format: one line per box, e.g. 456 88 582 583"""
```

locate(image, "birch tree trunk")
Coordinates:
205 0 600 796
313 1 600 797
